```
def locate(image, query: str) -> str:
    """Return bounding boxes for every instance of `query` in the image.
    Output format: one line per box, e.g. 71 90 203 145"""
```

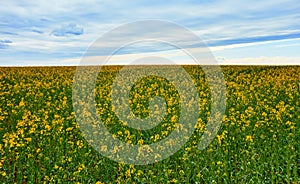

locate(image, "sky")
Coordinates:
0 0 300 66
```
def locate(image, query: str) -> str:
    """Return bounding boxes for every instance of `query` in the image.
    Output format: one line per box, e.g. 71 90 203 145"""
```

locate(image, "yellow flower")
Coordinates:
76 140 84 148
153 134 160 142
46 102 51 107
286 121 292 126
45 125 51 131
196 172 203 178
100 145 107 152
170 178 177 183
217 161 223 165
66 127 73 132
19 98 25 107
179 170 185 175
137 139 144 145
36 148 41 153
170 115 178 123
137 170 143 176
29 128 36 134
1 171 6 176
25 137 32 143
125 169 131 178
246 135 253 142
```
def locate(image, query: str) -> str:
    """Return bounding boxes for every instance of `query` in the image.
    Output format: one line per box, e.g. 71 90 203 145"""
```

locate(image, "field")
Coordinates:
0 65 299 183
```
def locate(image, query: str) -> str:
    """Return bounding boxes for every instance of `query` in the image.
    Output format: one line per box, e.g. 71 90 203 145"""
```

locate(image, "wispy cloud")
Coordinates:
31 29 43 34
0 31 18 35
206 33 300 47
0 39 12 49
0 39 12 43
51 23 84 37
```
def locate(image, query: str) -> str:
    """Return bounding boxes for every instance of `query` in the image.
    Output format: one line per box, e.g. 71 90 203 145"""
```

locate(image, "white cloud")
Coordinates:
219 56 300 65
1 0 300 65
2 44 299 66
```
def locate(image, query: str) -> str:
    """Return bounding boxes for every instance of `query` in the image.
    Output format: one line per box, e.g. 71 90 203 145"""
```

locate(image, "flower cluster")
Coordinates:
0 66 298 183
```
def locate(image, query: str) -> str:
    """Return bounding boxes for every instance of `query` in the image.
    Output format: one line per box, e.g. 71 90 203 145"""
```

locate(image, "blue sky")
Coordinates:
0 0 300 66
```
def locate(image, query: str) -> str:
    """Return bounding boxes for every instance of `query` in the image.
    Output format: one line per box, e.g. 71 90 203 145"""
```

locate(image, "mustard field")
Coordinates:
0 66 299 183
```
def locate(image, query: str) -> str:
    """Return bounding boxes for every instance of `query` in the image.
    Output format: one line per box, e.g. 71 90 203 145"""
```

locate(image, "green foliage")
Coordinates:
0 66 299 183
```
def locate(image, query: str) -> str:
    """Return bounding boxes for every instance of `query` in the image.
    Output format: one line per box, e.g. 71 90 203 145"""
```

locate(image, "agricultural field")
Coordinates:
0 65 299 183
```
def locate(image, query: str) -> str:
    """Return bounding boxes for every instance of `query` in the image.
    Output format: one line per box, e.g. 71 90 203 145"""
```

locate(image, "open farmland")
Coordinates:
0 66 299 183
